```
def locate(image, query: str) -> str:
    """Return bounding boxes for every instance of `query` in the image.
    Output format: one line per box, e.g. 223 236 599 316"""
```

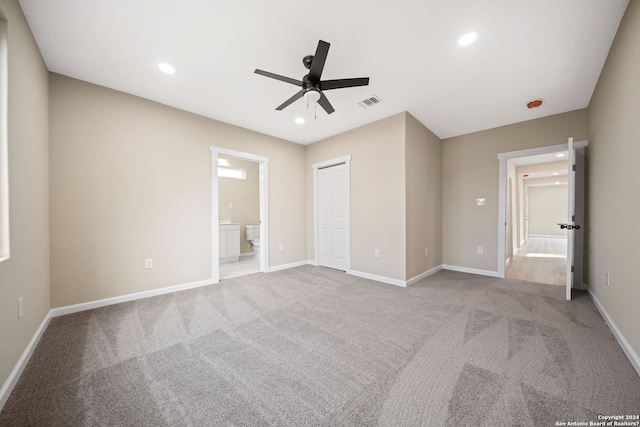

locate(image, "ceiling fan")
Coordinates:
254 40 369 115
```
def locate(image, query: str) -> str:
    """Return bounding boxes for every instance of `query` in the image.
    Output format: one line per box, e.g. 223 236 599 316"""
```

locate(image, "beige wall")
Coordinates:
49 74 306 307
442 109 588 272
587 0 640 358
405 113 442 279
306 113 406 281
515 161 568 245
527 184 568 236
0 0 50 396
218 158 260 254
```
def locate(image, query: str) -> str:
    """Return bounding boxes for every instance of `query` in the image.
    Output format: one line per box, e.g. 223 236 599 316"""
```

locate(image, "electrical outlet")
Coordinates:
278 243 283 251
229 202 233 209
606 272 610 286
374 249 380 258
477 246 483 255
18 297 24 319
425 248 429 256
145 258 153 269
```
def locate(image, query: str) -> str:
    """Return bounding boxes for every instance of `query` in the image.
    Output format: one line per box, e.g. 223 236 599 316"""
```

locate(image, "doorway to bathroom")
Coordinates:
210 147 269 282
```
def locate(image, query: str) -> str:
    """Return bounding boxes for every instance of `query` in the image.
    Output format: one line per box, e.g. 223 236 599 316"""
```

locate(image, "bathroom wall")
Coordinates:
218 158 260 254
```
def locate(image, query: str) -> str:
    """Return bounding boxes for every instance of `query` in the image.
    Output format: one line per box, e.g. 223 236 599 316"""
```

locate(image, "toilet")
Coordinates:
246 225 260 259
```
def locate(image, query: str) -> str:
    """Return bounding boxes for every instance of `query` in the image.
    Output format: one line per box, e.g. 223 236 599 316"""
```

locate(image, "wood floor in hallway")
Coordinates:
506 237 567 286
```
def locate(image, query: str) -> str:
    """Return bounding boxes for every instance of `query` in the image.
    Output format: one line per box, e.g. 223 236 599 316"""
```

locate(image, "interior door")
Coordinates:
566 138 586 300
319 163 347 271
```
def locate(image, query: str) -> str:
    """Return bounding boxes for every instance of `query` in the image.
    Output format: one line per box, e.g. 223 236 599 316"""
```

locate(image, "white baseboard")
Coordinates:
587 289 640 378
50 278 215 317
406 265 443 286
0 310 53 412
268 260 312 273
506 257 511 267
350 270 406 287
528 234 567 239
240 252 255 258
442 264 501 278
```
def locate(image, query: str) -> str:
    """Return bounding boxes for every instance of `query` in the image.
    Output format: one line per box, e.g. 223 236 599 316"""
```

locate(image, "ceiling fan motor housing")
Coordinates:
303 55 314 70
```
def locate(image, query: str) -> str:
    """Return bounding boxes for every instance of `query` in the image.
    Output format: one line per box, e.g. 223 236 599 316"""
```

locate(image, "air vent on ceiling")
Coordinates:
357 95 382 108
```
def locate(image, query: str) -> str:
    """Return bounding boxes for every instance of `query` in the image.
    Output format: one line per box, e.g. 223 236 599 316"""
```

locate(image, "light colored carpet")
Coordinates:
1 266 639 426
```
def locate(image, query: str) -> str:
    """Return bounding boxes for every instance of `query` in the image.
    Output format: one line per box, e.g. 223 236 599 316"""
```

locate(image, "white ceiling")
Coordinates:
18 0 629 145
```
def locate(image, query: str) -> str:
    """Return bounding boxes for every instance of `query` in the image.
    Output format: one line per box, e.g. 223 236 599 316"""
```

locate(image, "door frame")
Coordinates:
210 146 269 283
313 155 351 272
497 140 587 278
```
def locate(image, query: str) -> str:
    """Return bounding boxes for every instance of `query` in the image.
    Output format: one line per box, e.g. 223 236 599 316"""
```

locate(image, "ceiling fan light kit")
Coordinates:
255 40 370 116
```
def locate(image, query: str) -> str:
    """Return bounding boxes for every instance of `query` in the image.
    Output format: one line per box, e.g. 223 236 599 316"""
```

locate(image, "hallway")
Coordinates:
506 237 567 286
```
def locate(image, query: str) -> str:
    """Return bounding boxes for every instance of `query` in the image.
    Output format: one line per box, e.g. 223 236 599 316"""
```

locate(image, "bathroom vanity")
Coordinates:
219 221 240 263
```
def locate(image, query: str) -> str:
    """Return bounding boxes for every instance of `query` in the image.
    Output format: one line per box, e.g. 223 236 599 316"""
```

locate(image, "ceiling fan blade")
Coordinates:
276 89 305 110
317 92 335 115
320 77 370 91
254 69 302 86
308 40 330 82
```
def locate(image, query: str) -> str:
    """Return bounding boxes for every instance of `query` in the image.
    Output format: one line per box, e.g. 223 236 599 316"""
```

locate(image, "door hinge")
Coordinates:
571 266 574 273
572 215 575 222
572 164 575 171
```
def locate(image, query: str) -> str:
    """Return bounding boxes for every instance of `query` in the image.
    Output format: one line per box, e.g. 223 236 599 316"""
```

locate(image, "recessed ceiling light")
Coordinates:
294 117 305 125
556 153 565 158
552 172 559 176
555 181 560 185
458 32 478 46
158 62 176 74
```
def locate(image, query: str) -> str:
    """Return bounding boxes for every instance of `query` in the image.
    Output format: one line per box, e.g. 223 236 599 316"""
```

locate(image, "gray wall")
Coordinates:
0 0 50 397
527 184 568 237
587 0 640 359
49 74 306 308
305 113 407 280
442 109 588 272
405 113 442 279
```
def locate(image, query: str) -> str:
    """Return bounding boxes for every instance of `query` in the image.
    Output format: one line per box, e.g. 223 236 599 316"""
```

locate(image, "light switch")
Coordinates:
476 198 486 206
229 202 233 209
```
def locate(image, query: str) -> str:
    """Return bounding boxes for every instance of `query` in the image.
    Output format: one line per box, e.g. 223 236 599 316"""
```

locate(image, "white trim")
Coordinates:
211 150 220 283
313 155 351 273
527 234 568 239
259 161 269 274
268 260 312 272
587 289 640 378
350 270 407 287
406 265 443 286
240 252 255 258
442 264 501 278
0 17 9 263
50 279 214 317
497 141 588 278
210 146 269 163
0 310 53 411
211 146 269 281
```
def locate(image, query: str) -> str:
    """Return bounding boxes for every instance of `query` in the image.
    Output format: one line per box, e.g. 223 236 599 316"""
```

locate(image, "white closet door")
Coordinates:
319 164 347 271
